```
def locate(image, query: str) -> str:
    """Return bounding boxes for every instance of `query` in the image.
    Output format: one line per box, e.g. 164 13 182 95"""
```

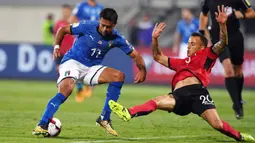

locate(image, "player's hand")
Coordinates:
152 22 166 39
53 48 61 60
215 5 232 24
134 70 146 83
233 9 244 19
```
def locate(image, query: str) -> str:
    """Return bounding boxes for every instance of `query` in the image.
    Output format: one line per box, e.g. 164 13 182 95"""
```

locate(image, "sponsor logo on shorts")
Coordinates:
199 95 214 105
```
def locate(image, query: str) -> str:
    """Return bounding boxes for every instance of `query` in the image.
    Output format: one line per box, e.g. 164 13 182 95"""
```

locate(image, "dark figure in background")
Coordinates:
199 0 255 119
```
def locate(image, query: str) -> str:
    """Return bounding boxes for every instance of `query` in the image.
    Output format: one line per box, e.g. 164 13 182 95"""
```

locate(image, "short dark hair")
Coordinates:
191 32 208 47
100 8 118 24
62 4 72 9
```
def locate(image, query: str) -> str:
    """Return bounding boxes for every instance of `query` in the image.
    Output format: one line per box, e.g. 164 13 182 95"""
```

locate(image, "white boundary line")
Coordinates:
71 135 219 143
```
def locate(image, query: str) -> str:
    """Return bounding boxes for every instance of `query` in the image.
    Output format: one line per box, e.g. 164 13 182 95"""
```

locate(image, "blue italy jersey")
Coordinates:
176 18 199 44
61 21 134 67
72 2 104 21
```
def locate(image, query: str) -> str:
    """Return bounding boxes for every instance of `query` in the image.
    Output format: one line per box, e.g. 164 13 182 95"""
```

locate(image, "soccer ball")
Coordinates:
45 117 62 137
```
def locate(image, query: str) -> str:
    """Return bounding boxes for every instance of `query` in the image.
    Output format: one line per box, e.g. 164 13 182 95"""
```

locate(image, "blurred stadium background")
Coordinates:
0 0 255 143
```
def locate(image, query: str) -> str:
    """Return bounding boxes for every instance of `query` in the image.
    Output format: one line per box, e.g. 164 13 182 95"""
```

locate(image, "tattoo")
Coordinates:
135 55 146 72
212 23 228 55
152 38 162 60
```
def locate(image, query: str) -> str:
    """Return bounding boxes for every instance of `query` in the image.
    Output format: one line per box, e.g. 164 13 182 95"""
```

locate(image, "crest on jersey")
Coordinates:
185 57 191 64
108 41 113 47
98 40 102 44
224 7 232 15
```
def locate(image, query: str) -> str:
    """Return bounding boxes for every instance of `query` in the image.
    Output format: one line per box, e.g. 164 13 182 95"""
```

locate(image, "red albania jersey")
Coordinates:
54 20 75 56
168 46 218 90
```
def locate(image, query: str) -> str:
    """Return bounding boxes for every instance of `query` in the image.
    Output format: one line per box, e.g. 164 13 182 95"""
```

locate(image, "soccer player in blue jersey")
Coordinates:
71 0 104 22
173 8 199 58
70 0 104 102
32 8 146 136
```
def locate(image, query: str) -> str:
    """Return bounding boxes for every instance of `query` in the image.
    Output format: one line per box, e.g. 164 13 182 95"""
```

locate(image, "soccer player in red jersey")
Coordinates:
108 5 254 142
54 4 74 75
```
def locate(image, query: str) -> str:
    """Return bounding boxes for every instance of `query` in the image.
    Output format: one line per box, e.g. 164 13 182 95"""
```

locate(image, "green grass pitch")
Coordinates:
0 80 254 143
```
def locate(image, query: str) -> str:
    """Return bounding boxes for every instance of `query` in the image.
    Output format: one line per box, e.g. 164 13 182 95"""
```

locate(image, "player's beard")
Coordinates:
103 31 112 36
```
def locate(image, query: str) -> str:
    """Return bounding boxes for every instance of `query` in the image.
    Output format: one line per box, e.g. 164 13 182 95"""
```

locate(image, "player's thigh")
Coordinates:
221 58 234 77
83 66 124 86
57 60 81 96
191 87 216 116
153 94 176 111
228 32 244 67
98 67 125 84
200 109 223 130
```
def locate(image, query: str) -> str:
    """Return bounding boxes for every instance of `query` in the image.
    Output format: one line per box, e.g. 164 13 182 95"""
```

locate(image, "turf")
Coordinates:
0 80 254 143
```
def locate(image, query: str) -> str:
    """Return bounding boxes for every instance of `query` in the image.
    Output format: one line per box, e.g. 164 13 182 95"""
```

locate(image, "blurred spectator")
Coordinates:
70 0 104 23
137 15 154 47
54 4 75 75
173 8 199 58
43 13 54 45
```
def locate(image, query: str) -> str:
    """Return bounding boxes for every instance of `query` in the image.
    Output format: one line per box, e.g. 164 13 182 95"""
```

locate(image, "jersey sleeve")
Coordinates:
118 36 134 55
201 0 209 15
238 0 251 10
207 46 218 60
70 21 88 35
168 58 182 71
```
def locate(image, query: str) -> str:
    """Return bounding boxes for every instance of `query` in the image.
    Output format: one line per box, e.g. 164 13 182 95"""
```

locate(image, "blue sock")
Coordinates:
101 82 123 120
38 93 66 126
77 82 83 92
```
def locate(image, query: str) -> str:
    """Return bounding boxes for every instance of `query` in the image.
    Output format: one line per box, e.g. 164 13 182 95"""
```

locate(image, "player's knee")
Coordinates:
153 96 166 105
224 65 234 77
153 95 175 110
211 120 223 130
233 66 243 77
58 78 75 97
113 71 125 82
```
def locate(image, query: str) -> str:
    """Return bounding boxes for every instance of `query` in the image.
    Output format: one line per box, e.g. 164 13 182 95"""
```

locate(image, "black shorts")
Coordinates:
218 31 244 65
170 84 216 116
55 56 63 65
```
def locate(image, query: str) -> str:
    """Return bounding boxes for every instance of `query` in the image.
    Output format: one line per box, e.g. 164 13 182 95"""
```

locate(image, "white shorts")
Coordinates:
179 43 188 59
57 59 107 86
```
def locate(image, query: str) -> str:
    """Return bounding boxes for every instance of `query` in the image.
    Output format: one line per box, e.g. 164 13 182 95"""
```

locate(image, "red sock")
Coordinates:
128 100 157 117
219 120 241 141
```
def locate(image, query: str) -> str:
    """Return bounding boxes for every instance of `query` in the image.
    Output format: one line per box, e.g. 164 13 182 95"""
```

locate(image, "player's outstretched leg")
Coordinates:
109 95 175 122
32 78 74 136
201 109 254 142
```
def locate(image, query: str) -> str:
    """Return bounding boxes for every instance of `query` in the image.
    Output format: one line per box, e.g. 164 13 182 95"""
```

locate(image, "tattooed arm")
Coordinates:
212 5 230 55
151 23 169 67
212 22 228 55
